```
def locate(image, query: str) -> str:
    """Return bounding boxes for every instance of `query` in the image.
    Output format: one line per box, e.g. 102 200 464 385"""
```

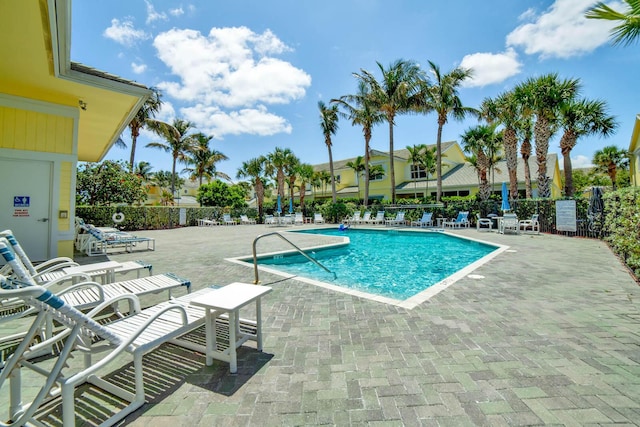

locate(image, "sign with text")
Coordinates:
13 196 30 207
556 200 577 232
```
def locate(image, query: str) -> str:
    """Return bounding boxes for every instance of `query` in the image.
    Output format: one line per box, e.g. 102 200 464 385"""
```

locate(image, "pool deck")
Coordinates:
2 224 640 425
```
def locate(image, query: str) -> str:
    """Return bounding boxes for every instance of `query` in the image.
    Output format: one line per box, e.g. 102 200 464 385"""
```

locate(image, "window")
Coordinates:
335 175 341 184
410 165 428 179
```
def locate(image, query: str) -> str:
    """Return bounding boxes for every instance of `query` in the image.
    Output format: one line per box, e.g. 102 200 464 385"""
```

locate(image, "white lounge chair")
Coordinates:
197 217 220 226
240 215 257 225
444 211 470 228
222 213 237 225
476 213 493 232
385 211 406 227
314 213 325 224
264 215 276 226
344 211 361 225
76 223 155 256
411 212 433 228
294 212 304 225
0 272 208 427
366 211 385 225
519 214 540 234
360 211 372 224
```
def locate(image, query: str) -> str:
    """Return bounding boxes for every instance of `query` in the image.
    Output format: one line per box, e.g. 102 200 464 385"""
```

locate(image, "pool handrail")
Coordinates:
252 232 337 284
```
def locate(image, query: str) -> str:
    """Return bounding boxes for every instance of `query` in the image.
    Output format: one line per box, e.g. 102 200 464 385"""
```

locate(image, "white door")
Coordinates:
0 158 52 261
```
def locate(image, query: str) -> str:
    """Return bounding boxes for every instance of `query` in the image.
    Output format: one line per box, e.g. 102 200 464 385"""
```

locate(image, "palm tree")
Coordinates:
406 144 427 198
345 155 366 201
421 145 437 200
284 153 301 210
314 170 331 197
514 74 580 198
593 145 629 189
516 116 534 199
237 156 268 220
332 80 385 207
558 98 618 196
354 59 423 203
586 1 640 46
296 163 315 211
460 124 501 202
419 61 475 202
123 87 162 171
481 91 521 201
134 161 153 181
266 147 293 204
318 101 340 203
182 132 230 187
146 118 197 197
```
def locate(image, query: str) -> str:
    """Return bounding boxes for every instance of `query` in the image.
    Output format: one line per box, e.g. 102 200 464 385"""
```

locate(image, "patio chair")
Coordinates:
444 211 470 228
476 213 493 232
240 215 257 225
264 215 276 226
365 211 385 225
294 212 304 225
222 213 237 225
519 214 540 234
314 213 325 224
385 211 406 227
0 271 208 427
197 217 219 226
411 212 433 228
360 211 372 224
76 223 155 256
500 213 519 235
344 211 361 225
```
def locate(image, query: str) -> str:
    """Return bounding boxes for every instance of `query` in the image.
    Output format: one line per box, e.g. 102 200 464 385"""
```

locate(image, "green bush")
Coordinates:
603 187 640 278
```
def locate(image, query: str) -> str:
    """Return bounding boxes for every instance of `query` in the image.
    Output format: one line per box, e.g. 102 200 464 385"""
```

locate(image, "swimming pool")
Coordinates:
230 228 507 309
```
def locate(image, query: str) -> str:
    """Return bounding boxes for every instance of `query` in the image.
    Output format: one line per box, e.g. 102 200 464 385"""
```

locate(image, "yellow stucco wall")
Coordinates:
58 162 72 232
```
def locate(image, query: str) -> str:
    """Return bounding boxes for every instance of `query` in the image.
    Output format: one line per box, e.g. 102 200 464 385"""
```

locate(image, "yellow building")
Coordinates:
309 141 562 201
629 114 640 187
0 0 150 260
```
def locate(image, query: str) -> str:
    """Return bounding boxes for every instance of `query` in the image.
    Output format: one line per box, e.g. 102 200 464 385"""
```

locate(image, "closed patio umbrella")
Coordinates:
276 195 282 215
289 198 294 214
501 182 510 212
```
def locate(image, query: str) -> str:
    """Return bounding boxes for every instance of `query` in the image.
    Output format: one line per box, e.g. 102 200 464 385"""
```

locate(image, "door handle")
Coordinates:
37 218 49 222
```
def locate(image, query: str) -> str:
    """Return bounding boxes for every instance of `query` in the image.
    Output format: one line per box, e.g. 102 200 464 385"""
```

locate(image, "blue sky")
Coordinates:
71 0 637 181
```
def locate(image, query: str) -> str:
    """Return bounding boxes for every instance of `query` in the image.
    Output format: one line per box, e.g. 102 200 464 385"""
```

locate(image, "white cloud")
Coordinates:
145 0 167 24
103 18 149 47
181 104 292 137
169 7 184 17
571 154 594 168
131 62 147 74
459 48 522 87
152 26 310 138
506 0 620 59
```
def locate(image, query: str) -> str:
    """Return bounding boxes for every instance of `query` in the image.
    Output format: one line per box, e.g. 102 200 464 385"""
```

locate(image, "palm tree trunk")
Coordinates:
129 133 138 172
521 137 533 199
504 128 519 200
364 136 371 208
534 117 552 198
328 148 337 203
560 132 576 197
171 157 177 197
388 120 396 203
436 120 444 202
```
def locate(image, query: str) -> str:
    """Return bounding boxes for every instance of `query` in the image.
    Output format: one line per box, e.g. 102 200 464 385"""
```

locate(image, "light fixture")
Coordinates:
78 100 87 111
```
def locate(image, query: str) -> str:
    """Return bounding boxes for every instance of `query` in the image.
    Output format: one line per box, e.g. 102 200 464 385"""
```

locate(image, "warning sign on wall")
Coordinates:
13 209 29 217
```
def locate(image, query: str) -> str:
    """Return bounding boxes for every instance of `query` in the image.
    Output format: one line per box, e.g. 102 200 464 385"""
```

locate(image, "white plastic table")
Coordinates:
63 260 121 284
190 282 272 373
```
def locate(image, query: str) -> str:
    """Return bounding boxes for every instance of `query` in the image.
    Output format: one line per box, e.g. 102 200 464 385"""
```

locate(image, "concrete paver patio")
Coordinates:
2 224 639 426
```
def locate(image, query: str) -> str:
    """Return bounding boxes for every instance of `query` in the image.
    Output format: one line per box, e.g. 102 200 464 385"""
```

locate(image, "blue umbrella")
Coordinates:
501 182 511 212
276 195 282 214
289 198 294 214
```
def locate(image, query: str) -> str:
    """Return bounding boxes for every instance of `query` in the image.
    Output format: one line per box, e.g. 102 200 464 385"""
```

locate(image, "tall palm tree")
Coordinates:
460 124 501 202
146 118 197 197
354 59 423 203
314 170 331 197
345 155 366 201
481 91 521 201
237 156 268 220
332 80 385 207
182 132 230 187
266 147 293 203
284 153 301 209
586 1 640 46
318 101 340 203
419 61 475 202
421 145 437 200
406 144 427 198
593 145 629 190
516 116 535 199
558 98 618 196
296 163 315 211
124 87 162 171
514 74 580 198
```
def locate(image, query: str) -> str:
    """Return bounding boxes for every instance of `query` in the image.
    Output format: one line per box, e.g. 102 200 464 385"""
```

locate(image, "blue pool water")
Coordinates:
255 228 498 300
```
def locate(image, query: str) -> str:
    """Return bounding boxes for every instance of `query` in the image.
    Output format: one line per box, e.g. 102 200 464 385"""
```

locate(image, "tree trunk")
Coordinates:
435 119 444 202
504 127 519 201
534 117 552 198
560 131 576 197
328 145 337 203
388 119 396 204
364 134 371 208
521 137 533 199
